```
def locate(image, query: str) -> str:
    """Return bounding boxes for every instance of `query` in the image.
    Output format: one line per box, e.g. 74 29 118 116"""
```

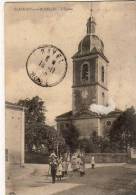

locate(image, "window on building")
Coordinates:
101 66 104 82
81 63 89 82
102 92 105 105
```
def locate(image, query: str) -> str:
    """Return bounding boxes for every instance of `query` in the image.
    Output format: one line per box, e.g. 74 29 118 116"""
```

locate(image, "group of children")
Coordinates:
49 151 95 183
71 154 86 176
71 154 95 176
56 157 69 180
49 152 69 183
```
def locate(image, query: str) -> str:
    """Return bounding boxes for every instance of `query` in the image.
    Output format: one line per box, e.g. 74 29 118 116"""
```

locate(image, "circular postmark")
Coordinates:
26 45 68 87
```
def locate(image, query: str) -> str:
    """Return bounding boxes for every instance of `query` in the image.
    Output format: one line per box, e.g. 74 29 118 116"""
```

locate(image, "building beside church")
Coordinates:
56 14 121 138
5 101 25 166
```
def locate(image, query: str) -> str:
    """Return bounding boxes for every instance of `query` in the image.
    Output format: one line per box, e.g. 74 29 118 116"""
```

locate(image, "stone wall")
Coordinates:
85 153 128 163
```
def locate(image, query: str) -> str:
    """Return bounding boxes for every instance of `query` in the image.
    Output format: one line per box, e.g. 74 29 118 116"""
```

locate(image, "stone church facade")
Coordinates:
56 15 121 138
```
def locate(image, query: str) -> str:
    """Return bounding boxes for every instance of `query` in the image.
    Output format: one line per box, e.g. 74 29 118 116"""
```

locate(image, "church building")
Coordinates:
56 13 121 138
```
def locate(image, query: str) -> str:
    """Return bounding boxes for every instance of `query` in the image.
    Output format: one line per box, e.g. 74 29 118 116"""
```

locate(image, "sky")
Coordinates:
5 1 136 125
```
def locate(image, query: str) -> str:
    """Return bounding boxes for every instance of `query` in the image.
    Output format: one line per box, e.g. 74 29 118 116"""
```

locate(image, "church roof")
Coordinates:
5 101 25 111
56 110 101 121
72 46 109 63
101 108 122 118
80 34 103 52
56 108 122 121
56 111 73 120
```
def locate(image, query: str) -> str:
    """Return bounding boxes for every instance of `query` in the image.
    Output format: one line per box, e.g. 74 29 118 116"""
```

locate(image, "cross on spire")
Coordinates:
90 2 93 17
87 2 96 35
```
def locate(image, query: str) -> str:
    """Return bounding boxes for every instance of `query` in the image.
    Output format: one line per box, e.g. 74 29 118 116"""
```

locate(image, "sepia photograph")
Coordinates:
5 1 136 195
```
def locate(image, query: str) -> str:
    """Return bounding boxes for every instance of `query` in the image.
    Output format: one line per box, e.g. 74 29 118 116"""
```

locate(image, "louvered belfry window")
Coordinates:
82 64 89 82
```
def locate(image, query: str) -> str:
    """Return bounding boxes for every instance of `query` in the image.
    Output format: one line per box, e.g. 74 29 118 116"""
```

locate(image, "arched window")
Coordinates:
101 66 104 82
81 63 89 82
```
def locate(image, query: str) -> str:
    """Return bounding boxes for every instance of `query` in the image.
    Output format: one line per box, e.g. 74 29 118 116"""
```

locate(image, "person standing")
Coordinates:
71 154 77 172
91 156 95 169
49 152 58 183
76 155 81 171
56 159 63 181
50 159 57 183
62 158 69 177
79 156 85 176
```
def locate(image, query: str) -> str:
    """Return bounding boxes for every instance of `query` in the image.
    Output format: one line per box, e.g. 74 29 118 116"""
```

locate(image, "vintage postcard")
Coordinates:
5 1 136 195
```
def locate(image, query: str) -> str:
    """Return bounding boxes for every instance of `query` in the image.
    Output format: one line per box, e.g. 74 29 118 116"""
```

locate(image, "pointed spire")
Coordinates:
86 2 96 35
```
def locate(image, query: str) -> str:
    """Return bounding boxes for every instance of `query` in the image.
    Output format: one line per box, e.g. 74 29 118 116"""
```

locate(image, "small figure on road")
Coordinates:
62 158 69 177
56 158 63 181
79 156 85 176
91 156 95 169
49 152 58 183
71 154 78 172
76 155 81 171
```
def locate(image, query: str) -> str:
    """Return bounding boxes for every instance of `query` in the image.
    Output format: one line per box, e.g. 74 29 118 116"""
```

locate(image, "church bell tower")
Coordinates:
56 6 121 139
72 12 109 115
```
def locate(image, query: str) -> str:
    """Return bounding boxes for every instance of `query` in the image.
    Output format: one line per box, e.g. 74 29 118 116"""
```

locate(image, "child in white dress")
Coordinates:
91 156 95 169
56 159 63 181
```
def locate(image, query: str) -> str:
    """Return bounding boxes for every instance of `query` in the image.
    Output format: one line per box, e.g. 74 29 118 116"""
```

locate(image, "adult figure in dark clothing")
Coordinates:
50 160 57 183
49 152 58 183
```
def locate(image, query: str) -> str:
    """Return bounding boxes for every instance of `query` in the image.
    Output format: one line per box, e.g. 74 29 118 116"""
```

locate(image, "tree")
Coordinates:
89 131 112 153
61 124 79 153
99 136 112 153
18 96 46 122
109 106 136 152
17 96 48 152
89 131 101 152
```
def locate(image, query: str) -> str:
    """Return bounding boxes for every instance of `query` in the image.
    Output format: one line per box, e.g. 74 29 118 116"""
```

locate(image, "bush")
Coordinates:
78 138 94 153
61 124 79 153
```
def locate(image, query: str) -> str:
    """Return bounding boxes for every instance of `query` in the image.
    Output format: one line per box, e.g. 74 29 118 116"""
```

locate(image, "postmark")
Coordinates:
26 45 68 87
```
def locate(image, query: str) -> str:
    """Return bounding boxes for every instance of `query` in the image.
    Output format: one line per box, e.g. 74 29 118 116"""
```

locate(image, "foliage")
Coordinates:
109 106 136 152
90 131 100 152
79 106 136 153
46 128 66 155
18 96 46 123
98 136 112 153
78 138 94 153
78 131 112 153
87 131 109 152
61 124 79 153
57 135 67 156
17 96 57 153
